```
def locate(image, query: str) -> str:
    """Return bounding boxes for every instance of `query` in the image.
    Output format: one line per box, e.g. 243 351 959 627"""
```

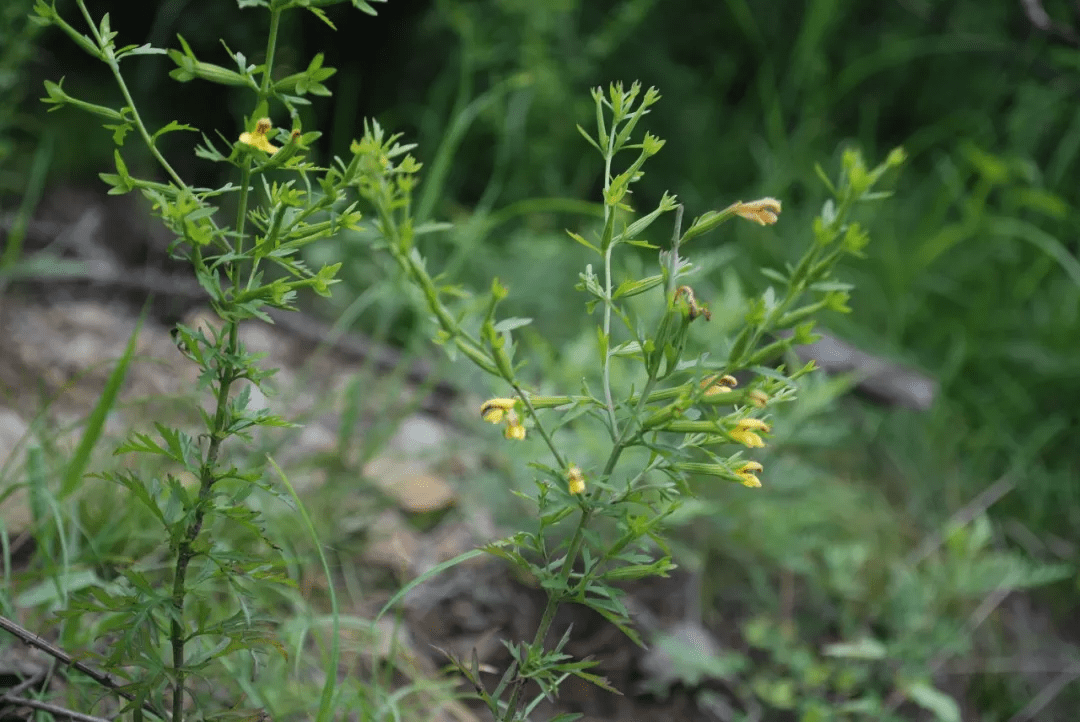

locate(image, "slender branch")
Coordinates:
599 119 619 439
74 0 186 189
260 9 282 98
512 383 567 470
0 693 110 722
0 615 167 720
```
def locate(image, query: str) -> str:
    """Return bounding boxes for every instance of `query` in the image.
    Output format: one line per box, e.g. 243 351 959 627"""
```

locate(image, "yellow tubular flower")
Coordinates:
736 418 771 433
239 117 278 153
702 374 738 397
730 417 771 448
734 197 782 226
481 397 517 424
567 464 586 495
749 389 769 407
735 461 763 488
729 429 765 448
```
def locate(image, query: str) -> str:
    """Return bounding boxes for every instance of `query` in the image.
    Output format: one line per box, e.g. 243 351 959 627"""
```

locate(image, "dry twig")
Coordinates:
0 614 167 720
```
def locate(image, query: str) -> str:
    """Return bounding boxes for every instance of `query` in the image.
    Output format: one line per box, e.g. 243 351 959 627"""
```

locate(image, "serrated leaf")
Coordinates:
151 120 197 143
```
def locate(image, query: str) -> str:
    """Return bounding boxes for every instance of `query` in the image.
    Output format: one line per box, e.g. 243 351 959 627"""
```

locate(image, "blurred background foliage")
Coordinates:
7 0 1080 718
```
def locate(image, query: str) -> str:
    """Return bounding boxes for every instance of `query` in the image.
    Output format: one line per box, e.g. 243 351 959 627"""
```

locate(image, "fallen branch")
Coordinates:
0 614 168 720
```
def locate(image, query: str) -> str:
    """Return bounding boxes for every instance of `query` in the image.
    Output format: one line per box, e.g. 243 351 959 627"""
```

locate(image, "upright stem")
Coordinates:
169 42 260 716
502 507 593 720
170 367 236 721
600 133 619 439
260 9 282 99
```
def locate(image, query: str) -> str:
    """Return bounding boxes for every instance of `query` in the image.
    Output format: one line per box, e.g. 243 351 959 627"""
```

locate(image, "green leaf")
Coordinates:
576 124 601 153
566 229 599 253
41 79 124 120
906 680 961 722
759 267 788 284
609 340 642 357
104 121 132 146
115 43 167 60
350 0 387 16
814 162 838 195
493 317 533 333
823 637 887 659
612 274 663 299
151 120 197 143
268 456 339 722
100 150 135 195
990 216 1080 287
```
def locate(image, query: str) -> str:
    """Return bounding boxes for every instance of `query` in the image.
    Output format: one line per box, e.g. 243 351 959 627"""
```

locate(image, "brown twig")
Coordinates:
0 614 168 720
0 693 111 722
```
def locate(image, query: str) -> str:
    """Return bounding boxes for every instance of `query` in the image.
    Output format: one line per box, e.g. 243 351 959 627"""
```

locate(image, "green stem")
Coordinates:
170 347 237 721
76 0 186 189
512 384 566 471
601 238 617 437
599 123 619 440
260 9 282 98
502 507 593 720
167 11 268 717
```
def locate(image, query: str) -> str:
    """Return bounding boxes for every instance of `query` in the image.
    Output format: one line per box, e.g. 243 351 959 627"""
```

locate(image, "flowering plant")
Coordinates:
356 82 903 718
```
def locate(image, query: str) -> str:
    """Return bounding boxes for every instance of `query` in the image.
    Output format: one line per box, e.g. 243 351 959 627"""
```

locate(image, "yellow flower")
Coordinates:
734 197 782 226
482 397 526 440
702 374 738 397
735 461 763 488
239 117 278 153
567 464 586 495
730 417 771 448
749 389 769 407
481 397 517 424
730 428 765 448
504 413 526 441
736 417 770 432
